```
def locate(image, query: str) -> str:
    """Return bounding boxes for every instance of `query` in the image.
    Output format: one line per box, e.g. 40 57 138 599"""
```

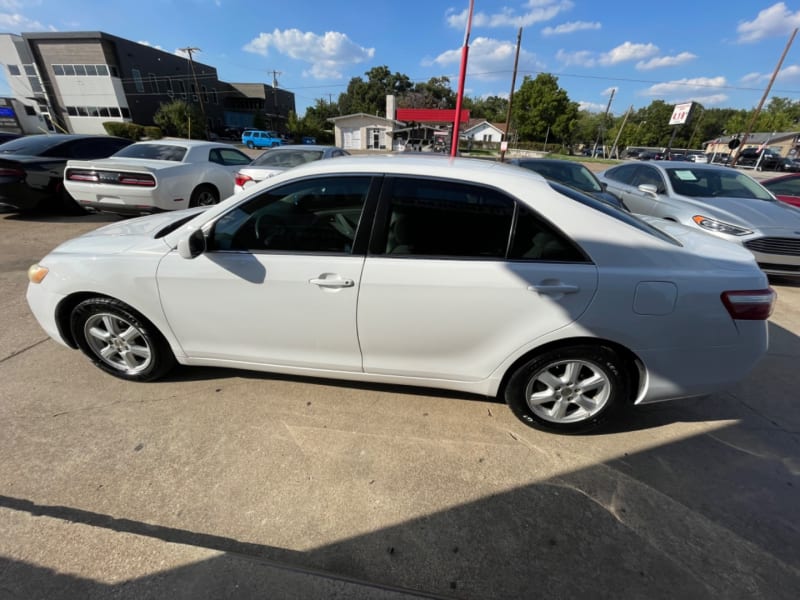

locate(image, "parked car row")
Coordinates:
0 134 348 216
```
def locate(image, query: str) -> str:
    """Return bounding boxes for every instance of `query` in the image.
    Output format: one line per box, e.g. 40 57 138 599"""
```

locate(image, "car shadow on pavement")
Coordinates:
2 209 125 224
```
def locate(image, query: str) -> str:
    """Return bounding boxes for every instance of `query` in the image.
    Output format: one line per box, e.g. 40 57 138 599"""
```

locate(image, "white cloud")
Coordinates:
446 0 574 29
426 36 544 80
541 21 601 36
636 52 697 70
243 28 374 79
555 49 595 67
602 86 618 97
599 42 658 65
641 76 728 105
0 11 46 30
740 63 800 85
556 42 658 68
578 101 607 113
138 40 164 51
737 2 800 43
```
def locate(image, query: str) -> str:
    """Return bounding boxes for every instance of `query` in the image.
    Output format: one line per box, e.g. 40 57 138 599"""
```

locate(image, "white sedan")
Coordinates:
63 139 252 215
27 156 774 433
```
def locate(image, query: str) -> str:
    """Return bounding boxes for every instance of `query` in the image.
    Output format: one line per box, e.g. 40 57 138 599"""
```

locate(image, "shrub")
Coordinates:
143 126 163 140
102 121 145 140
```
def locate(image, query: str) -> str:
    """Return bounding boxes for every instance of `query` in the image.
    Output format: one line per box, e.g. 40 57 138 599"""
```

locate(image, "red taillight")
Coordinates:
234 172 252 187
65 169 155 187
117 175 156 187
721 288 776 320
0 167 25 178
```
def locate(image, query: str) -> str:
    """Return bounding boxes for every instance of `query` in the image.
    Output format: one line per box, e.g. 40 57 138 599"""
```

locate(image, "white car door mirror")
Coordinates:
177 228 206 259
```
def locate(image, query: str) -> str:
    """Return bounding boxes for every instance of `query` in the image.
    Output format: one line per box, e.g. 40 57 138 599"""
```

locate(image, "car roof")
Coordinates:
129 138 236 148
259 145 340 151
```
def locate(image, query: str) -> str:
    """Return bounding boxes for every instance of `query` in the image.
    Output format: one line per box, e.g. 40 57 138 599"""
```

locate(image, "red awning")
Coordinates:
396 108 470 124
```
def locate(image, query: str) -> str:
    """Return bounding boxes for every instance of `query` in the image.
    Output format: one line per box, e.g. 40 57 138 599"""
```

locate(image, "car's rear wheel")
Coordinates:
70 298 176 382
189 184 219 207
56 185 87 215
504 345 629 433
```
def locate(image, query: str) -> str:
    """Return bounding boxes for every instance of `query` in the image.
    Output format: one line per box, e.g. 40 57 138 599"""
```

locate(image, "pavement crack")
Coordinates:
0 338 50 364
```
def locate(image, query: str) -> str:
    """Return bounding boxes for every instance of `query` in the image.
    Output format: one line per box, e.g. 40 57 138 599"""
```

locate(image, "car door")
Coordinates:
356 176 598 383
157 175 376 371
621 165 666 216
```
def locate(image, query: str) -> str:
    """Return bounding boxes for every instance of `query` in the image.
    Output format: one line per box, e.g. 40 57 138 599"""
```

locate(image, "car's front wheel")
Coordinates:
504 345 630 433
70 298 176 381
246 141 254 149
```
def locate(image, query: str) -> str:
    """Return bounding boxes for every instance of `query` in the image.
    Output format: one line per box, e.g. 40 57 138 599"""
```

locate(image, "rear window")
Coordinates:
113 143 187 161
0 135 68 155
252 149 323 168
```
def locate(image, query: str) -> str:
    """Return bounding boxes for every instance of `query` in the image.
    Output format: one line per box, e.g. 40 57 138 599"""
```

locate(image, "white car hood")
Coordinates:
49 208 206 255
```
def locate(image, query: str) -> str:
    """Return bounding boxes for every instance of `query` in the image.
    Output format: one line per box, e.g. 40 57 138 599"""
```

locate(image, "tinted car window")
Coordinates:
113 143 187 161
211 176 371 253
209 148 251 166
252 149 324 168
631 166 665 190
382 177 513 258
509 204 588 261
0 135 72 156
67 137 131 159
603 163 639 185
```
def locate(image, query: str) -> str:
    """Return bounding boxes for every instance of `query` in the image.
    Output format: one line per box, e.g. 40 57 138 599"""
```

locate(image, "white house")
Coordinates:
463 120 505 143
328 113 405 152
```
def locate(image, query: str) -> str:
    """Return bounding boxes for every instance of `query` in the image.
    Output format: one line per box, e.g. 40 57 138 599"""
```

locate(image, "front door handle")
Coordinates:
309 275 355 288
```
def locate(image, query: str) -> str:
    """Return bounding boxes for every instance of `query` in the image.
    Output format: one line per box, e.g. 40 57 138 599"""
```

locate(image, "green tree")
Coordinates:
464 95 509 123
153 100 205 139
510 74 579 145
338 66 413 116
400 76 456 108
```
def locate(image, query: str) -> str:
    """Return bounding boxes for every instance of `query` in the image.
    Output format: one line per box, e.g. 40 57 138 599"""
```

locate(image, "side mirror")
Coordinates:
600 182 608 191
638 183 659 197
177 228 206 259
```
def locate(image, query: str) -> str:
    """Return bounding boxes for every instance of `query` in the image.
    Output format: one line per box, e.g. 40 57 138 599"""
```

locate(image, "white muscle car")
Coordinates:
63 139 252 215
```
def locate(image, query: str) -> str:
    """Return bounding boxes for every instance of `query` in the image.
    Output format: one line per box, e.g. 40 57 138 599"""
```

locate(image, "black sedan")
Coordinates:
509 157 628 210
0 134 132 213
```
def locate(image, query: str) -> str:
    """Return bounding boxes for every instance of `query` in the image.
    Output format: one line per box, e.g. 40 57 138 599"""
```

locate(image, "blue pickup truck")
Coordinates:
241 130 283 149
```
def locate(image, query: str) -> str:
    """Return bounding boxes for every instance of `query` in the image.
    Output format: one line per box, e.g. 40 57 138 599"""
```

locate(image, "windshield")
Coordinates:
112 143 187 161
251 149 323 168
666 167 774 200
517 160 603 193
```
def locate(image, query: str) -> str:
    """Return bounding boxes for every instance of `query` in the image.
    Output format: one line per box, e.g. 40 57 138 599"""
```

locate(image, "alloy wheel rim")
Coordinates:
84 312 152 374
524 359 611 424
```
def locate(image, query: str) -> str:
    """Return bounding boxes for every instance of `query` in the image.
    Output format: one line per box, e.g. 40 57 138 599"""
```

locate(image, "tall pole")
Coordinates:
593 88 614 157
610 105 633 159
730 27 797 167
179 46 208 138
451 0 474 157
500 27 523 162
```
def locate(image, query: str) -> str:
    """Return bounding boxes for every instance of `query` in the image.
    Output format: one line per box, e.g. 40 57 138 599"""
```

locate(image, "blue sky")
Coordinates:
2 0 800 117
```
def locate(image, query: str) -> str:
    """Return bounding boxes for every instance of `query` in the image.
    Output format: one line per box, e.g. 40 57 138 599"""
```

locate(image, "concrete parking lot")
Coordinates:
1 194 799 599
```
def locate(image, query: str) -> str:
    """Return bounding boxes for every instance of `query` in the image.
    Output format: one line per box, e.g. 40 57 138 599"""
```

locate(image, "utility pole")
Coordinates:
610 105 633 159
730 27 797 167
592 88 615 157
179 46 208 138
500 27 523 162
269 70 282 129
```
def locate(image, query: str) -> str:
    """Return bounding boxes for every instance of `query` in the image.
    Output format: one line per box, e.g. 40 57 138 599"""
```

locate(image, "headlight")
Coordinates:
692 215 752 236
27 263 49 283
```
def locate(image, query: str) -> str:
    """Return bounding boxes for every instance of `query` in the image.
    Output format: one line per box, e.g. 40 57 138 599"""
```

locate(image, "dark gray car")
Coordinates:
509 158 628 211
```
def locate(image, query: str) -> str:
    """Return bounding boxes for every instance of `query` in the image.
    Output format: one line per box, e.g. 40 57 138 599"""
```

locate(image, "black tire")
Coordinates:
58 186 87 215
246 141 255 149
70 297 176 382
504 345 629 433
189 184 219 208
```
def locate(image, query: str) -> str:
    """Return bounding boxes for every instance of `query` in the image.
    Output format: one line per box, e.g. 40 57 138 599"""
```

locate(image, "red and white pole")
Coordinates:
450 0 474 157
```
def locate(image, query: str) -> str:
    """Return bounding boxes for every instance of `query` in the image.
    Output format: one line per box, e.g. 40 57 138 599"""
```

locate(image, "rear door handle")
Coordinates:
528 283 579 295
